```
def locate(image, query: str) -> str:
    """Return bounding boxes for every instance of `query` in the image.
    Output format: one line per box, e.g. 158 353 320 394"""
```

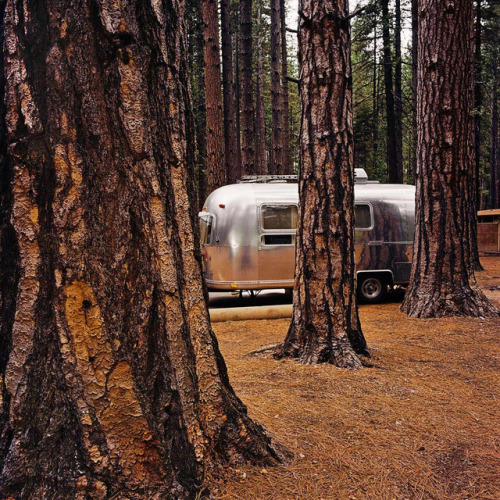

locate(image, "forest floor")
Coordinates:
211 256 500 500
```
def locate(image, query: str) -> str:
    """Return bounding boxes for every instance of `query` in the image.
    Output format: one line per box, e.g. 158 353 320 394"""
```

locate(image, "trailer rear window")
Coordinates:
261 205 298 230
355 204 372 229
200 215 214 244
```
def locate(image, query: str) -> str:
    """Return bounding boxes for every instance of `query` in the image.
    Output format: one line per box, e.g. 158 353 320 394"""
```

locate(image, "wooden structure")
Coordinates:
478 209 500 253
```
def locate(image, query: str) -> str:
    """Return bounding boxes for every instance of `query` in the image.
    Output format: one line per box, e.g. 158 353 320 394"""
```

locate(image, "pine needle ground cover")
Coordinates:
212 257 500 500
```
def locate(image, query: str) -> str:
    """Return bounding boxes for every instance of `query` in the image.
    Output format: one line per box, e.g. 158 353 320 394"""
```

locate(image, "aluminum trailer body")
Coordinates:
199 177 415 302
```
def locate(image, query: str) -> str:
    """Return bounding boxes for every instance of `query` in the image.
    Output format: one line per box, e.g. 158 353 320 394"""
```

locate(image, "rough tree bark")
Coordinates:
270 0 284 175
394 0 404 182
221 0 240 183
276 0 369 367
280 0 292 174
240 0 255 176
203 0 226 192
401 0 498 318
372 18 379 173
381 0 402 183
255 0 267 175
0 1 286 498
411 0 418 183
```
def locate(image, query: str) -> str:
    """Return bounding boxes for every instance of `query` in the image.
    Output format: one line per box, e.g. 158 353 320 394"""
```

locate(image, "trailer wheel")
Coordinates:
358 275 387 303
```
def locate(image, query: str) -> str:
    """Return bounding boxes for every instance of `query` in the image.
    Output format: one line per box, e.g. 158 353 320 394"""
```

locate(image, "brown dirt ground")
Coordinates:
211 256 500 500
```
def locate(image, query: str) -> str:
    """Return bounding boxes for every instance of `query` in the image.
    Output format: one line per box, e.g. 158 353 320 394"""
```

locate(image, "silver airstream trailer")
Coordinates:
199 169 415 302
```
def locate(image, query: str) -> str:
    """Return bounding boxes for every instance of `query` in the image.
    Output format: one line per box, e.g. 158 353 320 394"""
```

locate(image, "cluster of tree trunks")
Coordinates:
276 0 368 367
200 0 293 189
0 1 287 497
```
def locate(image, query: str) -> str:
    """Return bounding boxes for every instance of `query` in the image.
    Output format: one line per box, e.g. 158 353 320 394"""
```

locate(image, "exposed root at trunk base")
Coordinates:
274 327 363 369
401 285 500 318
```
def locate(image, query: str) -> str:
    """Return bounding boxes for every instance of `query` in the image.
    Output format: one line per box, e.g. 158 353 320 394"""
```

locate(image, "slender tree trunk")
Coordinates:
235 29 243 175
280 0 292 174
276 0 368 367
381 0 401 183
203 0 226 192
255 0 267 175
190 0 208 208
0 1 286 497
474 0 483 204
270 0 284 175
221 0 240 183
394 0 404 182
411 0 418 183
401 0 498 318
470 0 484 270
240 0 255 175
373 19 379 173
490 57 499 209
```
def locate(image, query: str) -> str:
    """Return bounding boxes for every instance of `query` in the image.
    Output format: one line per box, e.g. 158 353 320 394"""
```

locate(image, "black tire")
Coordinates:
357 275 388 304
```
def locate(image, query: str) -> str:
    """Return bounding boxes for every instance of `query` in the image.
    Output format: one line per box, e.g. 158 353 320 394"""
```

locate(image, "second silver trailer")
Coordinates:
199 172 415 302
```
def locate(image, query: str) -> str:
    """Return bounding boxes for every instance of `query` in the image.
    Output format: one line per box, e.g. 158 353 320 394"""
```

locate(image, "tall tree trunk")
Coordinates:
280 0 292 174
203 0 226 192
474 0 483 205
401 0 498 318
394 0 404 182
372 19 379 174
0 1 286 497
381 0 401 183
490 56 499 209
235 29 243 175
221 0 240 183
411 0 418 183
276 0 368 367
240 0 255 175
470 0 484 270
270 0 284 175
189 0 208 208
255 0 267 175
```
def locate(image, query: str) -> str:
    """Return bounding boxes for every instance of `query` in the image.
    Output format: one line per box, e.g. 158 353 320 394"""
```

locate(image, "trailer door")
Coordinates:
258 204 297 286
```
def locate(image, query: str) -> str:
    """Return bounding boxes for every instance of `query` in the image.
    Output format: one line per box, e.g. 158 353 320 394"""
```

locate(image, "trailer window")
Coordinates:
199 215 214 244
261 234 296 246
355 204 372 229
261 205 298 230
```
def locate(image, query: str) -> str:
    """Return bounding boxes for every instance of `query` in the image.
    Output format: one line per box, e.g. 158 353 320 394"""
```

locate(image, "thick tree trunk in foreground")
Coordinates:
280 0 292 174
270 0 284 175
277 0 368 367
381 0 402 184
203 0 226 192
401 0 498 318
255 0 267 175
221 0 240 183
0 1 285 498
240 0 255 176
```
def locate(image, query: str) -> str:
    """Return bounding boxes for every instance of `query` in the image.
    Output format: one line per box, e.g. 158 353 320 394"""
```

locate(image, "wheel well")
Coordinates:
357 271 394 288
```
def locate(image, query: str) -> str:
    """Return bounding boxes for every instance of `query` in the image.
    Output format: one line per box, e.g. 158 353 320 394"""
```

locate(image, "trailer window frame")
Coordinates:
259 203 298 247
355 203 374 231
199 213 215 245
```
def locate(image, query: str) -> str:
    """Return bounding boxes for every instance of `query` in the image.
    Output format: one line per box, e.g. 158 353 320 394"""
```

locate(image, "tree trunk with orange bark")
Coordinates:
401 0 498 318
276 0 368 367
0 1 286 497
